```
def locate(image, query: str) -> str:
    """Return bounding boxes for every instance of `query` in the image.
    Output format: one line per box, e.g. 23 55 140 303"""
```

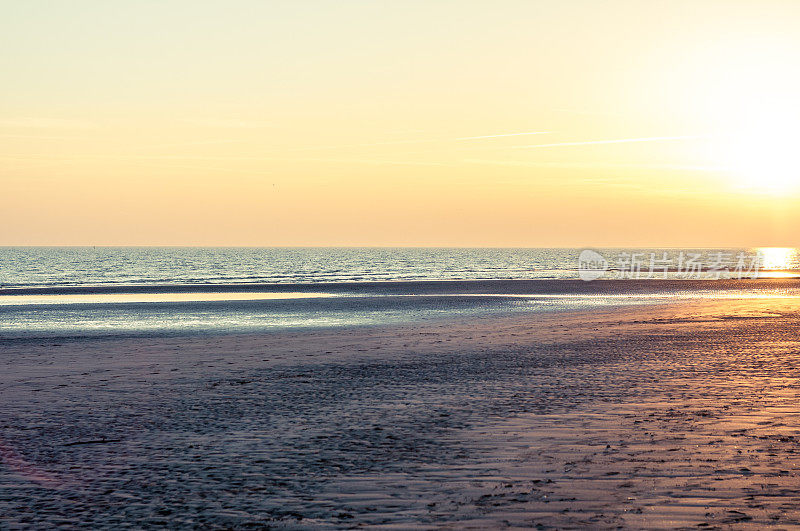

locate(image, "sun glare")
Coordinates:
757 247 800 272
722 114 800 195
685 39 800 197
704 96 800 196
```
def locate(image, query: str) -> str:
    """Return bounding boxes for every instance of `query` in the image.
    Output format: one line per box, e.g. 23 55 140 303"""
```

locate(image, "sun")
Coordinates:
708 99 800 195
676 38 800 196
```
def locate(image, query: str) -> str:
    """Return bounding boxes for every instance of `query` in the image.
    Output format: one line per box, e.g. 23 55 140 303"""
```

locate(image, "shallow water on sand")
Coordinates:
3 278 800 339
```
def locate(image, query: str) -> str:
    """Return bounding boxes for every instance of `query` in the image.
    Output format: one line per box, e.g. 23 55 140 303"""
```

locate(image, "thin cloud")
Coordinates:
463 158 723 172
0 118 96 129
452 131 550 140
133 139 245 150
0 134 89 140
511 136 699 149
184 119 275 129
552 107 626 117
289 131 551 151
300 157 455 167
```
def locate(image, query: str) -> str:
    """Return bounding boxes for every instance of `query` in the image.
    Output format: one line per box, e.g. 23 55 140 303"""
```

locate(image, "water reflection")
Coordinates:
0 292 334 307
756 247 800 277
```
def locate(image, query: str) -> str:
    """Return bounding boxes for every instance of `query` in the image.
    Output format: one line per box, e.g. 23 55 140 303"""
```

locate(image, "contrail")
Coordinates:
463 158 723 171
0 134 89 140
552 107 625 117
511 135 698 149
287 131 551 151
453 131 550 140
134 139 244 150
353 131 551 145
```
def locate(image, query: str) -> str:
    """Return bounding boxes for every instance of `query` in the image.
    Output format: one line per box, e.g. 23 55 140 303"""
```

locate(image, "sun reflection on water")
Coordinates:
756 247 800 277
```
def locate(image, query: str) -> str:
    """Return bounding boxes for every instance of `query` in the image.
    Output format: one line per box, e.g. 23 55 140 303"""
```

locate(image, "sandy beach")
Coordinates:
2 290 800 528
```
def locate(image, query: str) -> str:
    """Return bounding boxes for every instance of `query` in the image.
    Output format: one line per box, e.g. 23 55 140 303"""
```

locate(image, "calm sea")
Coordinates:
2 247 799 289
1 247 576 288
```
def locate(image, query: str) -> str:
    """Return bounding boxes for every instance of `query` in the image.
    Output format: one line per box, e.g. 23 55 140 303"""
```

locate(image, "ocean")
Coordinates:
1 247 798 338
2 247 580 287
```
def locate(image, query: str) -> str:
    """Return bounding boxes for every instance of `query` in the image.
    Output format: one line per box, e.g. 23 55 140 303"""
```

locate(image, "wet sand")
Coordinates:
2 296 800 528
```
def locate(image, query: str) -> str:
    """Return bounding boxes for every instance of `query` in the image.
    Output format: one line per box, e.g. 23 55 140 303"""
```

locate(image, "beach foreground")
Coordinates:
2 297 800 528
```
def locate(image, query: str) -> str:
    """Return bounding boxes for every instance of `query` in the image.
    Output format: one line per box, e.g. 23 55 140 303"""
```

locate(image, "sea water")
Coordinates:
1 247 798 338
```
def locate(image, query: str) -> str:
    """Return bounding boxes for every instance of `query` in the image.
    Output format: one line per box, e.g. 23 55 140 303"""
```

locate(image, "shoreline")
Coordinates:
3 277 800 341
2 276 800 296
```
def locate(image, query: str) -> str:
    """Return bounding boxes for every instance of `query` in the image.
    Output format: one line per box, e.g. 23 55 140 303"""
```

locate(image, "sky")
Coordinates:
2 0 800 247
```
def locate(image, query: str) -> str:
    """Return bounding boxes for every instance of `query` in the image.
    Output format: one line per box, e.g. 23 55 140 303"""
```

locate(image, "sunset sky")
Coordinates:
3 0 800 246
